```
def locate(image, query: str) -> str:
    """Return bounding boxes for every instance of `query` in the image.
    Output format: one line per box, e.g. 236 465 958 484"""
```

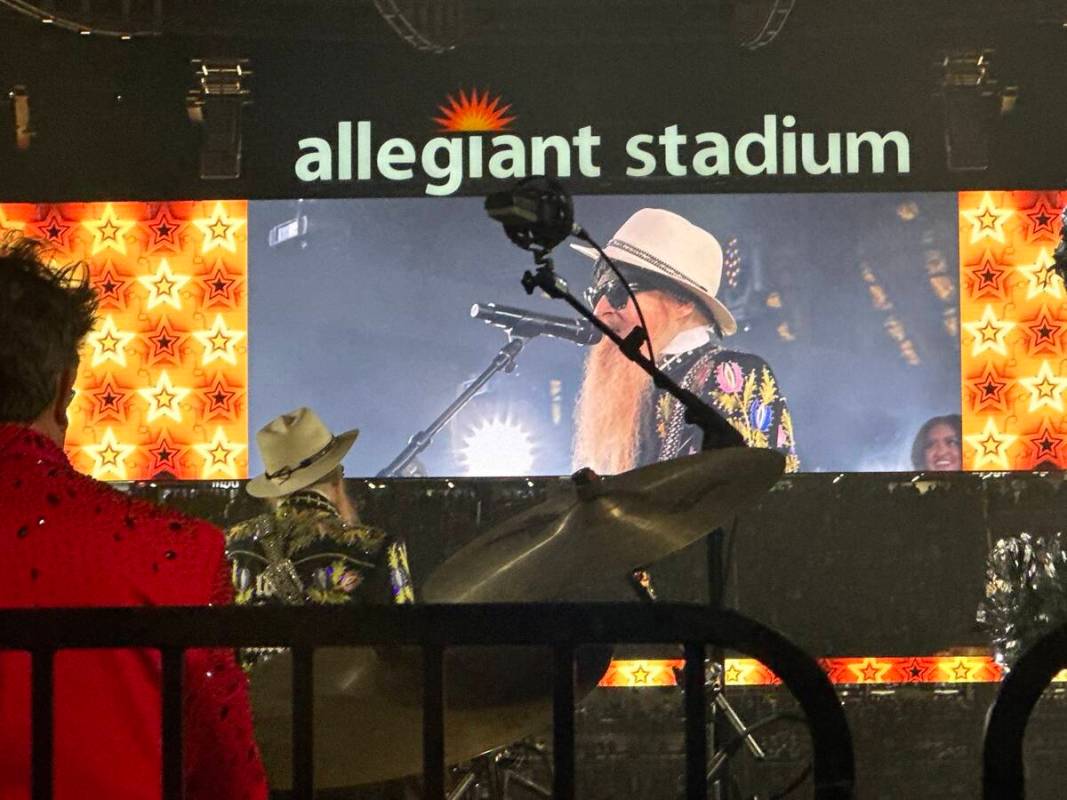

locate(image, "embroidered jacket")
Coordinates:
0 424 267 800
226 491 415 609
638 340 800 472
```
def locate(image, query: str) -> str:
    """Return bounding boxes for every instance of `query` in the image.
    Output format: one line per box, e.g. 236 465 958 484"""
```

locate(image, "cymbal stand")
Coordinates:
702 662 766 783
447 741 552 800
522 250 747 798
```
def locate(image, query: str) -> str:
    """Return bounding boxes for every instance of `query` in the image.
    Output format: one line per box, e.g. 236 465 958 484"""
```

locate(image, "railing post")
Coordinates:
160 647 184 800
291 647 315 800
422 644 445 800
553 644 576 800
31 649 54 800
683 643 708 800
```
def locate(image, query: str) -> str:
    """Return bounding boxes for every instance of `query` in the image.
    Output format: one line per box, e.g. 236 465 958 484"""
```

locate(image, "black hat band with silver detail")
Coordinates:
263 435 337 483
605 238 710 295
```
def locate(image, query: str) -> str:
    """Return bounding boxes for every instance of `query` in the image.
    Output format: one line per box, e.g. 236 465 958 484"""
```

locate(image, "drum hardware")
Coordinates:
697 661 767 777
447 741 551 800
251 645 611 789
422 448 785 604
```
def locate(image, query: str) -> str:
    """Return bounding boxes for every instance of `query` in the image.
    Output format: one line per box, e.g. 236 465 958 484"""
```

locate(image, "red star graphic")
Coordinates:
968 363 1011 413
1027 421 1065 466
148 209 182 250
204 376 238 417
202 264 239 306
905 660 926 682
1022 197 1061 242
146 319 185 364
147 435 182 471
1021 307 1065 355
88 375 130 422
33 209 72 248
91 263 128 308
965 252 1007 300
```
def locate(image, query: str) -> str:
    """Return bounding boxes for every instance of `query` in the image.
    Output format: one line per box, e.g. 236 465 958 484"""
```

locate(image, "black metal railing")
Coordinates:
0 602 855 800
983 622 1067 799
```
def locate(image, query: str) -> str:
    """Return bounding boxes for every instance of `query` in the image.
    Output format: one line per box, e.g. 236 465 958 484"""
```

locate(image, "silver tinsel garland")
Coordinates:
977 532 1067 670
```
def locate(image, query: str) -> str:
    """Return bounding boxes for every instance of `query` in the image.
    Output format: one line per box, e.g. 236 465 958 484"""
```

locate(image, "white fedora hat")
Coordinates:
246 407 359 499
571 208 737 336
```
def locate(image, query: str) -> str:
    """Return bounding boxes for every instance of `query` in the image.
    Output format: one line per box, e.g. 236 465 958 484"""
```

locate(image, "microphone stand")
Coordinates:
521 251 755 799
377 337 526 478
521 252 743 450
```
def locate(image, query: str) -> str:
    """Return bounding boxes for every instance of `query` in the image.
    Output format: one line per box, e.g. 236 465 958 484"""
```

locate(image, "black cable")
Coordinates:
768 760 813 800
575 227 657 364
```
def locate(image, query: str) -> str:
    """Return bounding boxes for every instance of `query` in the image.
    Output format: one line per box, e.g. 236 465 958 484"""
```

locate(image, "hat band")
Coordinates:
263 435 337 483
606 237 710 296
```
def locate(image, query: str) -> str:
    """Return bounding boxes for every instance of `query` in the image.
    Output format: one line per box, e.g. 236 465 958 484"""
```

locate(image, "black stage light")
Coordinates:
938 49 1018 172
7 85 31 151
186 58 252 180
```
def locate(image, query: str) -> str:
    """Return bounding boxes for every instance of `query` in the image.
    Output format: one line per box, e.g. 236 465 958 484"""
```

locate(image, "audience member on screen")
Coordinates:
911 414 963 471
0 236 267 800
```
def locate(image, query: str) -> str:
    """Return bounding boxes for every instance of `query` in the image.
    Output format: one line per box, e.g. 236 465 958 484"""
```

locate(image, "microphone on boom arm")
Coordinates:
470 302 602 346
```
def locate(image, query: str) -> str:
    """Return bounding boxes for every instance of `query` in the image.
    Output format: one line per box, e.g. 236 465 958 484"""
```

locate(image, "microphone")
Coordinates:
470 303 602 346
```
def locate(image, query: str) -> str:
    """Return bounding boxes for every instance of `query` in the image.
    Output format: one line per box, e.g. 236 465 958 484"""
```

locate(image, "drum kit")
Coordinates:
250 446 786 795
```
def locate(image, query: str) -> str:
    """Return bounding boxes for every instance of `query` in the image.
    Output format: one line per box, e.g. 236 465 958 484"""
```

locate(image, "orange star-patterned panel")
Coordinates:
959 190 1067 470
0 201 248 481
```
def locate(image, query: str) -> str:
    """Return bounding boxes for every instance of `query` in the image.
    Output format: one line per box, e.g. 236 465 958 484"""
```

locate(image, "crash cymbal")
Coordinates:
252 643 612 788
422 447 785 603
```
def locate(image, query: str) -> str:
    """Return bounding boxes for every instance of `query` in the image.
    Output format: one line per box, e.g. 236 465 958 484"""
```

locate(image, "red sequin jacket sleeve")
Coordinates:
183 542 269 800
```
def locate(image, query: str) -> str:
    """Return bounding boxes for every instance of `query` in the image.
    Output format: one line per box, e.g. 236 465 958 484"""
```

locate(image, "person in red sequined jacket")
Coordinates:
0 236 267 800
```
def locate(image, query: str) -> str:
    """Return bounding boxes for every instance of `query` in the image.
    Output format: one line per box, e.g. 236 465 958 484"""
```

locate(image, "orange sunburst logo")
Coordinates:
434 88 516 132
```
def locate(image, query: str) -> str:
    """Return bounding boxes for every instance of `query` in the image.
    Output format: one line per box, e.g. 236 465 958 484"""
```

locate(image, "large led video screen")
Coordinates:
2 189 1063 479
248 192 962 476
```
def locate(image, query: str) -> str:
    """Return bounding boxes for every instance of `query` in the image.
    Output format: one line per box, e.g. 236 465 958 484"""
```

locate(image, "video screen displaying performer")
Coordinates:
248 192 960 476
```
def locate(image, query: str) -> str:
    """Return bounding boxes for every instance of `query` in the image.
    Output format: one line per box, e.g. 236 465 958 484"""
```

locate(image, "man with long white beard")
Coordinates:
572 208 799 475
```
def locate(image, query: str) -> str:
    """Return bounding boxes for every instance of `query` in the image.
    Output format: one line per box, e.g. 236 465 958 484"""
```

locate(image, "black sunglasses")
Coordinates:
584 262 692 311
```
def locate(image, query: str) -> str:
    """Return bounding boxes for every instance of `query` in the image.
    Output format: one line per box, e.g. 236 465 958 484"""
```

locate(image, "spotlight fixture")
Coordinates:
937 49 1018 172
7 85 31 151
185 58 252 180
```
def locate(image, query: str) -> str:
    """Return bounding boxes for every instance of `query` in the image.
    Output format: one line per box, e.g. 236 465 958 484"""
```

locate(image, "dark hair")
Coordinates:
0 235 97 422
911 414 962 470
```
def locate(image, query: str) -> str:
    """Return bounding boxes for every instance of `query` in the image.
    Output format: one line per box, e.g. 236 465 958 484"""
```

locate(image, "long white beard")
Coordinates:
571 339 652 475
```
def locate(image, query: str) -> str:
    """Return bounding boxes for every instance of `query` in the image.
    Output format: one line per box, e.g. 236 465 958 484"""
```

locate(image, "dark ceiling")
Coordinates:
0 1 1064 46
0 1 1064 199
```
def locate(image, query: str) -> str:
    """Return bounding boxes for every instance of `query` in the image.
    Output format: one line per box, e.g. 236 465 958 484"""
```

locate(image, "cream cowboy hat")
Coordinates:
246 407 359 499
571 208 737 336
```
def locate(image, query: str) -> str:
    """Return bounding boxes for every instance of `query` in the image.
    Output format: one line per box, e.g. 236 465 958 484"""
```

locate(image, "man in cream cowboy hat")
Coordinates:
571 208 799 475
227 407 414 611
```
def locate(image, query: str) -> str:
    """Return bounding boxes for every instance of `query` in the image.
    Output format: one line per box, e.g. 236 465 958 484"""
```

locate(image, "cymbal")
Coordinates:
422 447 785 603
252 643 612 788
